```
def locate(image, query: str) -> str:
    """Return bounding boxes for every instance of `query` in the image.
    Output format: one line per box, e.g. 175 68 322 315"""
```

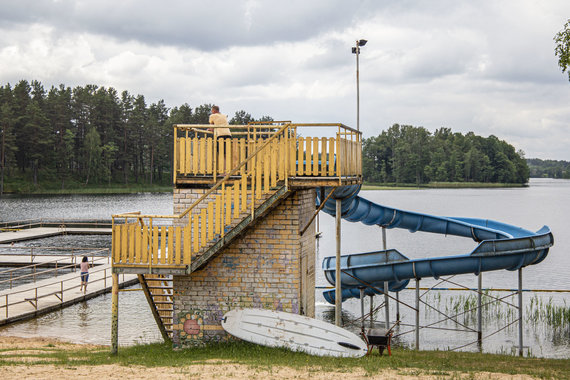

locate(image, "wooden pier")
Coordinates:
0 251 137 325
0 220 112 244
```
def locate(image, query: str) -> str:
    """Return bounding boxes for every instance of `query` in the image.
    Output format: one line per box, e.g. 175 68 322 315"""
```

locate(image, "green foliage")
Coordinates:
554 19 570 81
363 124 529 185
0 80 269 193
527 158 570 179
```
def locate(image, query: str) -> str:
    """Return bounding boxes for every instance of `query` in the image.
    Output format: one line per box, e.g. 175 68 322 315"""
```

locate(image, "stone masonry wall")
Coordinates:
171 188 316 347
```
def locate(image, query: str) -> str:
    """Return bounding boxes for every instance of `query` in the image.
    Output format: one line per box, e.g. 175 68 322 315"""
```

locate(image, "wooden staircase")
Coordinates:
110 122 363 346
138 274 173 341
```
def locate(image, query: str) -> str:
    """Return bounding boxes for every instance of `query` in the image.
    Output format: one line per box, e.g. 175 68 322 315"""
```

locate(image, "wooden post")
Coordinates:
335 199 342 326
111 272 119 355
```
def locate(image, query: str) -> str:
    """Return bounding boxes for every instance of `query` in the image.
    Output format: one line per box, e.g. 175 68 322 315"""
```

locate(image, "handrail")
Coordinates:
113 123 291 220
0 264 119 318
179 123 290 219
111 121 363 268
0 256 108 288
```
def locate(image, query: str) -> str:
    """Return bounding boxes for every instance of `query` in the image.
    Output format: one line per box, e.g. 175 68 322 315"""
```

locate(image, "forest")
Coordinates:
526 158 570 179
362 124 529 185
0 80 269 193
0 80 539 193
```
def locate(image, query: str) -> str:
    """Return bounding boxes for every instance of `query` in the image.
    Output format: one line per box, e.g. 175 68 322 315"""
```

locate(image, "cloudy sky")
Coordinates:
1 0 569 160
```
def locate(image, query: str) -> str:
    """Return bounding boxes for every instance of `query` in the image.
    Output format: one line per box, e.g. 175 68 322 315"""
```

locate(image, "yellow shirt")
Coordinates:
209 113 231 138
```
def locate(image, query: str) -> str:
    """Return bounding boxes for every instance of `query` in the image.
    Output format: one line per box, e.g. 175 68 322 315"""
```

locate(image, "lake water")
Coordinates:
0 179 568 357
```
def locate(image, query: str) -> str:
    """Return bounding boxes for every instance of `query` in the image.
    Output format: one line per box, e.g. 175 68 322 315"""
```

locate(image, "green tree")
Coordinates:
554 19 570 81
84 127 102 185
230 110 253 125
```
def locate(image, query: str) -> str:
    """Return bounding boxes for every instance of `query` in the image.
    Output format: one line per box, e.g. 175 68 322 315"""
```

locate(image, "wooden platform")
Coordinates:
0 260 137 325
0 227 112 244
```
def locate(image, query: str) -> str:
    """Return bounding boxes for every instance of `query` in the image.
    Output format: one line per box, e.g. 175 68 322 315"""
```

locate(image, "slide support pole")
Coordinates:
518 268 523 357
360 288 365 330
477 273 483 350
415 278 420 350
335 199 342 326
382 227 389 329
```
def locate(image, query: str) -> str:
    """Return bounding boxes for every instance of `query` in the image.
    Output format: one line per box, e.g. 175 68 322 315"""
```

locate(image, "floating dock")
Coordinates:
0 254 136 325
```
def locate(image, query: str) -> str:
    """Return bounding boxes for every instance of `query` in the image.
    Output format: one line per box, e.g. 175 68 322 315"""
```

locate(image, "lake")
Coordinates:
0 179 568 357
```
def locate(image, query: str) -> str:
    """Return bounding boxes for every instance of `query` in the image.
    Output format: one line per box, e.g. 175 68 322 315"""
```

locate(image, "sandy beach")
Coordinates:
0 336 544 380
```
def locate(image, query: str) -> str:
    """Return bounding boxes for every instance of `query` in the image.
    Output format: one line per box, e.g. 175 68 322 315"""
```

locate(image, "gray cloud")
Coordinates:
1 0 569 160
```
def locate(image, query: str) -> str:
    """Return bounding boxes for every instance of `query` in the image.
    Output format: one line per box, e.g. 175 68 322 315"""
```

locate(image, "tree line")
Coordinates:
0 80 270 192
362 124 529 185
526 158 570 179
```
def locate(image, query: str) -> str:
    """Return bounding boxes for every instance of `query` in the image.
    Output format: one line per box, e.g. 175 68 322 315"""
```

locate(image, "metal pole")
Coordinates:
518 268 523 357
477 272 482 349
369 294 374 328
415 278 420 350
360 288 365 330
111 272 119 354
356 40 360 132
382 227 389 329
335 199 342 326
396 292 400 321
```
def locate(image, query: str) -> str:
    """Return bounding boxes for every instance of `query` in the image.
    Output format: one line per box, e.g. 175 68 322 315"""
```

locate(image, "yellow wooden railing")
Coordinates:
112 123 361 270
174 123 362 181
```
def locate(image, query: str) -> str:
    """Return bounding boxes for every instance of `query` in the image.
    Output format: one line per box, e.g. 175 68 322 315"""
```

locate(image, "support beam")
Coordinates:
518 268 523 357
415 278 420 350
382 227 389 329
396 292 400 321
477 272 483 350
111 272 119 355
359 288 365 330
369 294 374 328
335 199 342 326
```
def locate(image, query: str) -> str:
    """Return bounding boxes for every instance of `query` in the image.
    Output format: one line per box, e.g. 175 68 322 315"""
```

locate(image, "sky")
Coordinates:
1 0 569 160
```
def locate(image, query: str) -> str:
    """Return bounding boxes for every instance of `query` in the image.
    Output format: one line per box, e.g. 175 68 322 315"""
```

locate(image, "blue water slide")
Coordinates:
317 185 554 303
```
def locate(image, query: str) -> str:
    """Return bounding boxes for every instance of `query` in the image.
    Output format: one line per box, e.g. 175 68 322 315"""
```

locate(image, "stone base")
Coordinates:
171 188 316 347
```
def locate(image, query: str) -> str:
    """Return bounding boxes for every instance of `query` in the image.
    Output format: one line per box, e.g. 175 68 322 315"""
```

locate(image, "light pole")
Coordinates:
352 39 367 132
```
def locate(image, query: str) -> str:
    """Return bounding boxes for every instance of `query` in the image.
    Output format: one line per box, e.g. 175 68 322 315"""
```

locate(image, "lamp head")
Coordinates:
358 39 368 46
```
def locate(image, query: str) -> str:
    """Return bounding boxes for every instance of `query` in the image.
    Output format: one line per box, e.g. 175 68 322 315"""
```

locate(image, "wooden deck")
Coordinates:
0 256 137 325
0 227 112 244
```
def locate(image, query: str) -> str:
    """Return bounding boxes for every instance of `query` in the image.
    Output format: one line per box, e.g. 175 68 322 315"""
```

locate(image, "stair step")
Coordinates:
147 286 173 290
153 301 173 305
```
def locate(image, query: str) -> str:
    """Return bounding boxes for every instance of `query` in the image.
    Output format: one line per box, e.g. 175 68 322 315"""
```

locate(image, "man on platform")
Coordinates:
208 105 232 139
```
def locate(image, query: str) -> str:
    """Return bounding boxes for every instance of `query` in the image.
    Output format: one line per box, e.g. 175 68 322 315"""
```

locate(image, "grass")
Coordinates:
0 340 567 379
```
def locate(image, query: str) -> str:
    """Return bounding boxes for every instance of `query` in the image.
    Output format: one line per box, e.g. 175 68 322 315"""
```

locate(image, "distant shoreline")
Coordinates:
362 182 528 190
0 182 530 195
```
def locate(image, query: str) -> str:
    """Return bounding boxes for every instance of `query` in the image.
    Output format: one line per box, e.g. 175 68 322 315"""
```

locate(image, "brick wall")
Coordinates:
171 187 316 347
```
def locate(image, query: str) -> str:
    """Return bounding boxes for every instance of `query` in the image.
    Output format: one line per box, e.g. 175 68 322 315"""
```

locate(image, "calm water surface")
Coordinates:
0 180 568 357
